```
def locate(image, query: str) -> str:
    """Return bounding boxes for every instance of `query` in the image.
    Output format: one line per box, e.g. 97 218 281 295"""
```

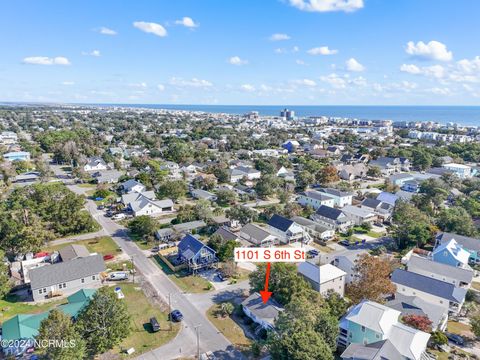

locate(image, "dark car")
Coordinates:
339 240 350 247
217 272 226 281
445 332 464 346
307 249 319 257
97 204 105 210
170 310 183 322
150 317 160 332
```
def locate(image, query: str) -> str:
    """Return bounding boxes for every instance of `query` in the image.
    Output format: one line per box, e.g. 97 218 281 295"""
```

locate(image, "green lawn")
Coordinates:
206 304 252 356
111 283 180 357
128 232 154 250
153 256 213 293
77 183 96 188
45 236 121 256
0 295 64 325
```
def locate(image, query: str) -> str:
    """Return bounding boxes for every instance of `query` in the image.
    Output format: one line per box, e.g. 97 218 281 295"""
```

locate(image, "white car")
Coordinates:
112 213 126 220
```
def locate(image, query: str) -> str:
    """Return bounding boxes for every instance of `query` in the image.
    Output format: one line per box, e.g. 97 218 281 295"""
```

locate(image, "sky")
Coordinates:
1 0 480 106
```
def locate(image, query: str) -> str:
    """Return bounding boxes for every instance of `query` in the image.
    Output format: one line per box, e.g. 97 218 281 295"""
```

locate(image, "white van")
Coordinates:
112 213 126 221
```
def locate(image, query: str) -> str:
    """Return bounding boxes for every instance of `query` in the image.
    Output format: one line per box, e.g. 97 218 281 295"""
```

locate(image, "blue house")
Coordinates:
3 151 31 162
433 238 471 268
436 232 480 264
282 140 299 153
177 234 217 273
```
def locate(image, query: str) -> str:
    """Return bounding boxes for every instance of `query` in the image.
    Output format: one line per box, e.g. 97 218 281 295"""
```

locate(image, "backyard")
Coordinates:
111 283 180 357
0 295 64 325
44 236 121 256
153 256 213 293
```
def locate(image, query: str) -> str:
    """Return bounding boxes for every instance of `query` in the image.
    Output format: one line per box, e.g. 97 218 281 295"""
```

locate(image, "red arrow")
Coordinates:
259 262 272 303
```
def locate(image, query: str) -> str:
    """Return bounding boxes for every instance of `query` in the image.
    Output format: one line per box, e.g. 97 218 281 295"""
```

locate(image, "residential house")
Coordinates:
323 250 367 284
13 171 40 184
369 157 410 175
229 166 261 183
83 157 108 172
212 227 238 242
442 163 473 179
311 205 353 232
338 300 430 360
402 179 421 193
239 223 277 247
385 293 448 331
177 234 217 273
121 179 146 194
58 244 90 262
1 289 96 357
122 191 175 217
391 269 467 315
298 262 346 296
191 188 217 201
93 169 123 184
316 188 353 208
267 214 311 244
282 140 300 153
341 205 377 226
29 254 105 302
297 190 335 210
389 173 415 187
432 238 470 268
291 216 335 241
337 163 368 181
241 292 284 331
0 131 18 145
155 228 176 243
172 220 207 234
435 232 480 264
406 254 473 289
360 198 394 222
376 192 399 207
3 151 30 162
340 153 369 164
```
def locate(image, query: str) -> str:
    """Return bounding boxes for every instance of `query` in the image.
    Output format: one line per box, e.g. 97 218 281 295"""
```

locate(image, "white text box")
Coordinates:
234 247 306 263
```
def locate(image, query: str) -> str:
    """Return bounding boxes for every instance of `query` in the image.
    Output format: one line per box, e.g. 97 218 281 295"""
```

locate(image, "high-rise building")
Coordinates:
280 108 295 120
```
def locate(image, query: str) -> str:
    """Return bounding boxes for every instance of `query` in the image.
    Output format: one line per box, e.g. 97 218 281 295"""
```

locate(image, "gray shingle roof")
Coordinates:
267 214 294 232
391 269 467 303
315 205 344 220
241 292 284 327
29 254 105 290
407 254 473 284
58 244 90 262
437 232 480 252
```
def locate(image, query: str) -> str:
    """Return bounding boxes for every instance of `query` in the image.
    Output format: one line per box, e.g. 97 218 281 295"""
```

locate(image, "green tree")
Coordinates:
0 250 11 298
36 309 86 360
437 206 477 237
295 170 315 191
471 315 480 338
255 175 280 199
157 180 187 201
217 240 236 262
324 290 349 319
128 215 158 238
367 166 381 178
226 205 258 225
216 189 237 206
392 201 434 249
77 287 131 355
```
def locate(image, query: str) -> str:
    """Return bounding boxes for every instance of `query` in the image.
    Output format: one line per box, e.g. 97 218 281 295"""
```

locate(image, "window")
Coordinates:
58 284 63 289
81 278 85 283
361 326 365 332
63 283 66 288
92 275 96 280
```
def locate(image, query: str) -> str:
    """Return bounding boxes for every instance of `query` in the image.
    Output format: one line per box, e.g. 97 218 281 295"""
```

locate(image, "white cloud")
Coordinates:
82 50 101 57
320 73 347 89
169 77 213 88
129 82 148 88
99 27 117 35
270 33 291 41
345 58 365 72
175 17 198 28
23 56 71 66
400 64 421 74
307 46 338 55
292 46 300 53
427 87 451 95
228 56 248 66
296 59 306 65
62 81 75 86
240 84 256 92
289 0 364 13
457 56 480 73
133 21 167 37
405 40 452 61
157 84 165 91
294 78 317 87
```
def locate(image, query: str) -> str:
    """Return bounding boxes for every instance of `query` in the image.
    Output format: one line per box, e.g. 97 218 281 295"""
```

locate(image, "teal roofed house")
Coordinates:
1 289 96 357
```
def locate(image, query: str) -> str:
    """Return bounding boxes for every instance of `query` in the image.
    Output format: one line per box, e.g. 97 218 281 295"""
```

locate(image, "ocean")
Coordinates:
102 104 480 127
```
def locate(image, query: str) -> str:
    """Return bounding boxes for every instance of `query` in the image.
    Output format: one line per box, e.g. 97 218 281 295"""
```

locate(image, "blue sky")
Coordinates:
1 0 480 105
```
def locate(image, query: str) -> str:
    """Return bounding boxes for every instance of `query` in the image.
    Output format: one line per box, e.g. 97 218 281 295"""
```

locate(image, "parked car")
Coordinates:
307 249 319 258
112 213 126 220
150 317 160 332
170 310 183 322
97 204 105 210
445 332 464 346
339 240 350 247
217 272 226 281
108 272 129 281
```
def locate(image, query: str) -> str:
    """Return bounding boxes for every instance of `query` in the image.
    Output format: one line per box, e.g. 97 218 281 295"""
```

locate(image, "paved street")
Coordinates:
68 184 244 360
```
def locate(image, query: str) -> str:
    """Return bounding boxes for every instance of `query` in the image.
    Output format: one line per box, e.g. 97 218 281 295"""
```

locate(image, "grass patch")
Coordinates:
206 304 252 356
77 183 96 188
153 256 213 293
0 295 64 325
111 283 180 357
128 232 153 250
310 242 335 253
45 236 120 256
447 320 472 335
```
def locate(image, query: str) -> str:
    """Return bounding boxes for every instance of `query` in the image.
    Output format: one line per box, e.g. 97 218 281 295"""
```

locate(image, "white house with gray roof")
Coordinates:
29 254 105 302
297 190 335 209
241 292 284 331
298 262 346 296
316 187 353 208
239 223 277 247
122 191 174 217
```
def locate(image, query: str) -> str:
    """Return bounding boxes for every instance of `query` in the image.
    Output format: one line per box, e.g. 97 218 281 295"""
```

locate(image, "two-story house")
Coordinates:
298 262 346 296
267 214 311 244
432 238 470 268
311 205 353 232
316 188 353 208
338 300 430 360
435 232 480 264
177 234 218 273
297 190 335 210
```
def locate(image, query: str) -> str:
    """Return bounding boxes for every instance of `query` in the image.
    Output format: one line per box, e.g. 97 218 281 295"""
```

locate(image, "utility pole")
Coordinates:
194 325 202 359
130 255 135 283
169 293 172 331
